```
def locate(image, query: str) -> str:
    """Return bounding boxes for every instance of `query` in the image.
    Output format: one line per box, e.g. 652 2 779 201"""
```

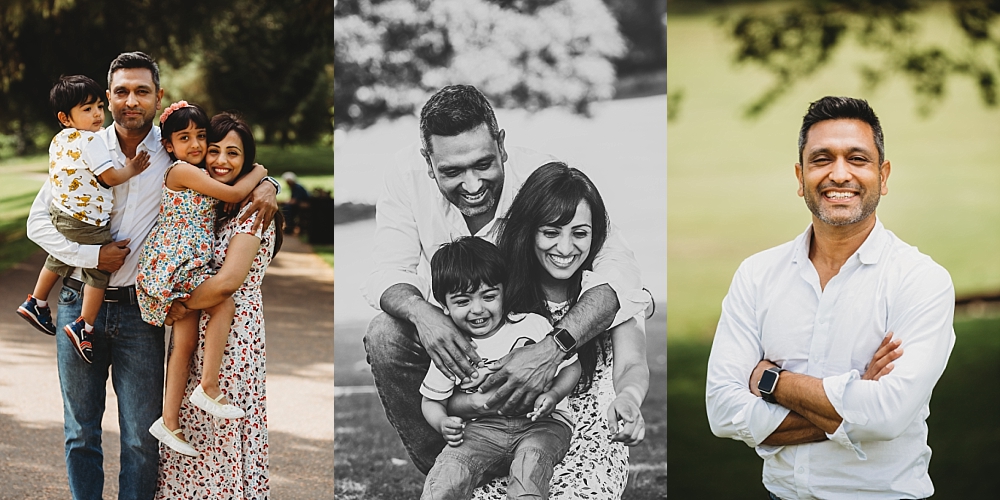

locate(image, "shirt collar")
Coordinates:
792 217 888 266
102 124 163 156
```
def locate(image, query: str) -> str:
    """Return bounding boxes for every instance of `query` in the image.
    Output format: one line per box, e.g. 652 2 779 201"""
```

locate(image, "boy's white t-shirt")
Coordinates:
48 128 115 226
420 312 577 425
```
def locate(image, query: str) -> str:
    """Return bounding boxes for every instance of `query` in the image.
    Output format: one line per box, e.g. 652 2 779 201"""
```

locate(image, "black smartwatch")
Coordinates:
757 367 783 404
547 328 577 358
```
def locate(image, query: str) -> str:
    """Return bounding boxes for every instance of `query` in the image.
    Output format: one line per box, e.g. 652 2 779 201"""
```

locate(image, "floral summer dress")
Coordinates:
471 301 629 499
136 161 216 326
155 205 275 499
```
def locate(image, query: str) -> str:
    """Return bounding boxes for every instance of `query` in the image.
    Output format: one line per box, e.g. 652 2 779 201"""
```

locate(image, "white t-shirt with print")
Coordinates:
420 312 577 424
48 128 115 226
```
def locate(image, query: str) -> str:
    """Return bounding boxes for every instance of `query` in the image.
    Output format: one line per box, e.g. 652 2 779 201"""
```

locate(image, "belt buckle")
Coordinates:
105 286 120 303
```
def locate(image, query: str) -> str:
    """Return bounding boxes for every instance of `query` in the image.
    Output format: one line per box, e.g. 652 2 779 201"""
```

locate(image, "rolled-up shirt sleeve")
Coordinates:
587 221 644 328
821 264 955 453
706 259 789 448
26 184 101 269
362 161 427 310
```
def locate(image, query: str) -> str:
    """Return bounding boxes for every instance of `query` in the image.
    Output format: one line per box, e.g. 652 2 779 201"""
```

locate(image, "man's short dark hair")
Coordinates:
49 75 104 126
419 85 499 155
107 51 160 91
430 236 507 306
798 96 884 165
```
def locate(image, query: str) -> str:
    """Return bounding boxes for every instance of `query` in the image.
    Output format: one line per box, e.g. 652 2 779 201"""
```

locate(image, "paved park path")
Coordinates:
0 236 333 499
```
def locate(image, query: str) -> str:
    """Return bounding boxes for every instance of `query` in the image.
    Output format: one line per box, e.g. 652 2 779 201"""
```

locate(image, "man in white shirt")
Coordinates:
26 52 278 500
705 96 955 499
363 85 646 473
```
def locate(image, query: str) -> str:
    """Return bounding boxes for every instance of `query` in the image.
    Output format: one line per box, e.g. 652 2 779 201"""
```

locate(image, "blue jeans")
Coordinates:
57 284 165 500
421 416 572 500
364 312 447 474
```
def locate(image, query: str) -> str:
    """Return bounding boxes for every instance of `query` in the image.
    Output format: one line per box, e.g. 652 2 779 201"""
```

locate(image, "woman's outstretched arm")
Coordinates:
608 317 649 446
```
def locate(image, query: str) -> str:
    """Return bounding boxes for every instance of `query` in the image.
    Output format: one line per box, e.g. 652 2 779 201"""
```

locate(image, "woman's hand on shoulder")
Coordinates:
607 395 645 446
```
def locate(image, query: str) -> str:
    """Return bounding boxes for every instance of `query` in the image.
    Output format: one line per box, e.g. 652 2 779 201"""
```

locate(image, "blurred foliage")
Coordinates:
715 0 1000 117
0 0 332 155
334 0 626 129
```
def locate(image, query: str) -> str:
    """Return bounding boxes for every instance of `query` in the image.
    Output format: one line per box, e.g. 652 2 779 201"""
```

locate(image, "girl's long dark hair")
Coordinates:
496 162 609 393
208 112 283 256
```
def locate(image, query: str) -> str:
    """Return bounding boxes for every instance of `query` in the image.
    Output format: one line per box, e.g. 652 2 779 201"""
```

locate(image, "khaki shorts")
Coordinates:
43 205 112 289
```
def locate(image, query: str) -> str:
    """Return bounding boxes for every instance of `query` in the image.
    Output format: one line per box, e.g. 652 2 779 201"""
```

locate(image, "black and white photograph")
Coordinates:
333 0 667 497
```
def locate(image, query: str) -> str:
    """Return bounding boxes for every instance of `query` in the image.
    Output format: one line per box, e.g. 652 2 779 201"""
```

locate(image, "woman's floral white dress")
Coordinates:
471 302 629 499
155 206 275 499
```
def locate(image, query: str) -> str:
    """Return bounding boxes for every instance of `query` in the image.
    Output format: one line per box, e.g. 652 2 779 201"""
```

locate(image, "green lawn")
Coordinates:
667 315 1000 497
0 156 48 272
667 7 1000 342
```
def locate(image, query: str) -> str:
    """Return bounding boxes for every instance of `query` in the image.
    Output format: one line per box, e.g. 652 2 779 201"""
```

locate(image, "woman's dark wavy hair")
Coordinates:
496 162 609 393
160 104 210 165
208 111 283 256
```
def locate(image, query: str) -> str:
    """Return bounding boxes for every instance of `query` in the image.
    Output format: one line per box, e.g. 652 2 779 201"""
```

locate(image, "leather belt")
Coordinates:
63 277 138 304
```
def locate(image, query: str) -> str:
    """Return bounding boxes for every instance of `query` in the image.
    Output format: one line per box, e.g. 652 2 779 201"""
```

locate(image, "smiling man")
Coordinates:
705 96 955 499
362 84 646 474
26 51 278 500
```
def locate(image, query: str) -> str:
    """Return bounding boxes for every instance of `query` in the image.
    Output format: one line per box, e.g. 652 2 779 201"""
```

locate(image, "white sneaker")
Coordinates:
149 417 198 457
190 385 245 419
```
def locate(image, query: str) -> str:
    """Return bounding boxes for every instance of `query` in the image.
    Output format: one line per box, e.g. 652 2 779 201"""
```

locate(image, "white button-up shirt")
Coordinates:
27 125 171 287
706 219 955 499
362 143 648 324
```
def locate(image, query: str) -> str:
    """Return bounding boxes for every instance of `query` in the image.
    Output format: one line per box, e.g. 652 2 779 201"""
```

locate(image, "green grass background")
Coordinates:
668 6 1000 341
667 6 1000 498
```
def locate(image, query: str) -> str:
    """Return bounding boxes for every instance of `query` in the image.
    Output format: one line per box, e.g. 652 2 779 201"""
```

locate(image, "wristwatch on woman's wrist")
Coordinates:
259 176 281 194
547 328 577 359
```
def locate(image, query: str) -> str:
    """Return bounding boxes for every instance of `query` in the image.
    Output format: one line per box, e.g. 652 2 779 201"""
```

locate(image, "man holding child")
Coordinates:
24 51 278 499
364 84 651 497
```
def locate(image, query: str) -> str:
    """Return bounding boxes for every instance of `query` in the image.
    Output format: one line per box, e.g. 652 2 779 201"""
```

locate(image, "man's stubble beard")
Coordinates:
803 176 882 227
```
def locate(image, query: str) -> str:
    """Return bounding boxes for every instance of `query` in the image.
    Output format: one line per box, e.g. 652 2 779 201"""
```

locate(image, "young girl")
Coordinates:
136 101 266 456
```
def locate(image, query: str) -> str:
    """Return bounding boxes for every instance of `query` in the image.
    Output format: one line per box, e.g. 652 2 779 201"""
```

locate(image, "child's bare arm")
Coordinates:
98 150 150 187
422 396 466 447
167 162 267 203
528 360 581 420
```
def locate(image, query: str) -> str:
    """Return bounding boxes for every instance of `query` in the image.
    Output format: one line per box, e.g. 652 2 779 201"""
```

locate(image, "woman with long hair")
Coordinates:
155 112 283 499
466 161 650 498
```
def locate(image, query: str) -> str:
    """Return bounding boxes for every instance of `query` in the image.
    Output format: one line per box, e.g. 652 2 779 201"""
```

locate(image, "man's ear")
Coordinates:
156 87 165 110
795 163 804 198
497 129 507 164
421 148 435 179
879 160 891 196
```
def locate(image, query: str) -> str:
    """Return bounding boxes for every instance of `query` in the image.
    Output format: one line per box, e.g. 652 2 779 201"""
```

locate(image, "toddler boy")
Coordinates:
420 236 581 499
16 75 149 363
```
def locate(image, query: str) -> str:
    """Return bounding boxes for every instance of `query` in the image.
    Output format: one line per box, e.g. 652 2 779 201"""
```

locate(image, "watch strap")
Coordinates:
760 367 783 404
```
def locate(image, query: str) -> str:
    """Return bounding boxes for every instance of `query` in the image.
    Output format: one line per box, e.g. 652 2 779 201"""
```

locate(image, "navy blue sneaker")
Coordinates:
64 317 94 364
16 294 56 336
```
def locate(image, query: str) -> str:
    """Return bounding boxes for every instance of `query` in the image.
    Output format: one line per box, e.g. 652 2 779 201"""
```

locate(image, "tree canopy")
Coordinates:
718 0 1000 117
334 0 628 130
0 0 332 154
